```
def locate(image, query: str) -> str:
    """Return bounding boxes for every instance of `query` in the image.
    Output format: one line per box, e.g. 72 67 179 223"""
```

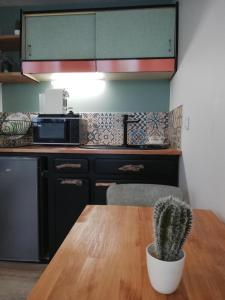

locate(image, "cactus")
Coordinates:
153 196 192 261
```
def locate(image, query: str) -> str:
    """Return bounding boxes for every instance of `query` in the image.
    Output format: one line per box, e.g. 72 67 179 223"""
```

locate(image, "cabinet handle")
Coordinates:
95 182 116 188
56 163 82 170
168 39 172 53
118 164 144 172
27 44 32 57
60 179 83 186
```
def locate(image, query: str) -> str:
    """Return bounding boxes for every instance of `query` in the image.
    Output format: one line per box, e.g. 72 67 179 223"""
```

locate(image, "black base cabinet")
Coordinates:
48 157 90 257
51 177 89 254
48 154 179 258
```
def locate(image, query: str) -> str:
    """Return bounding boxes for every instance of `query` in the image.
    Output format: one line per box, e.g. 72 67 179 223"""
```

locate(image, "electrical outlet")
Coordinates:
185 116 190 130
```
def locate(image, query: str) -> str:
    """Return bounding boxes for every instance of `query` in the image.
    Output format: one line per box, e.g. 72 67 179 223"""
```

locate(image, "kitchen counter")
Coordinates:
27 206 225 300
0 145 181 156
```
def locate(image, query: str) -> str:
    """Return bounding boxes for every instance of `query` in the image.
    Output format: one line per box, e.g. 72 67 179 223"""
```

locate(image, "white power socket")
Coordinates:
185 116 190 130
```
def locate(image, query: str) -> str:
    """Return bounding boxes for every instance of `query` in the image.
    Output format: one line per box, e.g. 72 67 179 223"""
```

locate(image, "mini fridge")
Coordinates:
0 156 47 262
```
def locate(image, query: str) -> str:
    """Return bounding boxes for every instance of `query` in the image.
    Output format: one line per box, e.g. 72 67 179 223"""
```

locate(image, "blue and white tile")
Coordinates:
81 112 123 145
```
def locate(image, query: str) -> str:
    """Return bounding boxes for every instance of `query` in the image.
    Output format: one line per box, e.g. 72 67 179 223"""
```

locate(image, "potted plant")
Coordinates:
146 196 192 294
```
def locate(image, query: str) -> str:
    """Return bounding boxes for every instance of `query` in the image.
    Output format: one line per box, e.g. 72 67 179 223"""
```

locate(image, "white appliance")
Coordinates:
39 89 68 114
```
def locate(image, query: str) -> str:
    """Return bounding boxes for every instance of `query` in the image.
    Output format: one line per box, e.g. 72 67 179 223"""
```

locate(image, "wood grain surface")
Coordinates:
0 72 35 83
0 146 181 156
0 35 20 51
27 205 225 300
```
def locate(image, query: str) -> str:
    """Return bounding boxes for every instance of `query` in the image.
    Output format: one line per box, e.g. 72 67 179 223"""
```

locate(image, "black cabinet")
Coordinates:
95 158 177 178
53 178 89 252
48 157 90 256
48 153 179 257
0 151 180 260
93 156 178 205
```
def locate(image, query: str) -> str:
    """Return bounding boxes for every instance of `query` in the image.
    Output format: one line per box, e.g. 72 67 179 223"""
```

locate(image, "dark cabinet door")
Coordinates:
52 177 89 254
93 181 116 205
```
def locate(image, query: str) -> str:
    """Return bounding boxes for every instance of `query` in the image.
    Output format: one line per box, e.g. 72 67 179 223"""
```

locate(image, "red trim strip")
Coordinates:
22 61 96 73
97 59 175 73
22 59 175 74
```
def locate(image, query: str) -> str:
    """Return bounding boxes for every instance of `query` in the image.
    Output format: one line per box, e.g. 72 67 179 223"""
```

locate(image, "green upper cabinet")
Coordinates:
23 13 96 60
96 7 176 59
22 6 176 62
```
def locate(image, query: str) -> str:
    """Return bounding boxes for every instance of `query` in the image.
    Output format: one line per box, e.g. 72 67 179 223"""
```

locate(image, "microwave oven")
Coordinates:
32 114 88 145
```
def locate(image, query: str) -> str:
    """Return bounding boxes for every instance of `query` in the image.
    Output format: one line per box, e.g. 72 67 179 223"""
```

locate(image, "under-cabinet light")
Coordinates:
51 78 106 98
50 72 105 81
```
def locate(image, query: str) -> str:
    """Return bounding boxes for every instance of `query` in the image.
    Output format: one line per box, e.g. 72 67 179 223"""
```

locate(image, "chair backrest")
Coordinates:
107 183 186 206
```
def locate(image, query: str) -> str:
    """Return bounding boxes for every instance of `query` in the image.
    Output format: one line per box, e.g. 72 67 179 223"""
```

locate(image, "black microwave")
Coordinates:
32 114 88 145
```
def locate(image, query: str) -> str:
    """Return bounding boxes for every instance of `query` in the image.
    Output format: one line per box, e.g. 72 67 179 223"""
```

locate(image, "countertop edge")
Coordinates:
0 146 182 156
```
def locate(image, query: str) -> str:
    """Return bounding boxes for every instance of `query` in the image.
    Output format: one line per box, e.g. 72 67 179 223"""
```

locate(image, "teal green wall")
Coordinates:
3 80 170 112
0 0 174 112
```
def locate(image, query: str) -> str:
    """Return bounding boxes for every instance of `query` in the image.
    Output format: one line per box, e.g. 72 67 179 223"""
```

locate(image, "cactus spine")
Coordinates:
153 196 192 261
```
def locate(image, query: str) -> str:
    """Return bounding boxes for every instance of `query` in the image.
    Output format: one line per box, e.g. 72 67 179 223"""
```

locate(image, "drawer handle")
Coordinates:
56 163 82 170
27 44 32 57
60 179 83 186
168 38 172 53
118 164 144 172
95 182 116 188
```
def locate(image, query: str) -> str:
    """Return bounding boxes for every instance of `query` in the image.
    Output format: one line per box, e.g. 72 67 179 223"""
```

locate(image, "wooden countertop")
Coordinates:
0 145 181 155
28 205 225 300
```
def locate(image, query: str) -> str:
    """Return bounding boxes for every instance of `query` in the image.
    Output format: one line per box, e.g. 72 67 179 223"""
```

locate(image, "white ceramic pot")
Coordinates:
146 244 185 294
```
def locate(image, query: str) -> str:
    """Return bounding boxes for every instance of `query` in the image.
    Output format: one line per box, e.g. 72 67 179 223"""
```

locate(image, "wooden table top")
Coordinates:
28 205 225 300
0 145 181 156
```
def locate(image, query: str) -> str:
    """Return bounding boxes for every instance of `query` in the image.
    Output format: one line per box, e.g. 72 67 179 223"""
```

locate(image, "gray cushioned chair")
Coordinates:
107 183 186 206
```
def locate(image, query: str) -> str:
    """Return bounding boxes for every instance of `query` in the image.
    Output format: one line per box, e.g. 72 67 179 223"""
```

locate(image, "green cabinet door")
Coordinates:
96 8 176 59
24 13 96 60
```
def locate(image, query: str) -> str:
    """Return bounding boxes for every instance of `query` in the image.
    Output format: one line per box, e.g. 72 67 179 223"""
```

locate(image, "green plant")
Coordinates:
153 196 192 261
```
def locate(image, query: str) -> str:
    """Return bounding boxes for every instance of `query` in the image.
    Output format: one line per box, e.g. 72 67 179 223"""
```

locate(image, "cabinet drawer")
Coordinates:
95 158 176 177
54 159 88 173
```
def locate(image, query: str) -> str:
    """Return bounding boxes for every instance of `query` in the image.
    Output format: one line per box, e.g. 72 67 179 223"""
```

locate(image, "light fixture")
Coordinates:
51 72 105 81
51 72 106 97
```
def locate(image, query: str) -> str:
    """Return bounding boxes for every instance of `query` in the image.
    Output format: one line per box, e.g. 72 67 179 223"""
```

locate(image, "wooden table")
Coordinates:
28 205 225 300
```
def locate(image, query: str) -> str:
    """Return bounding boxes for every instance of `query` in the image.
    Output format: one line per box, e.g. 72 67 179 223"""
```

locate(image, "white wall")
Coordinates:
0 84 2 112
170 0 225 221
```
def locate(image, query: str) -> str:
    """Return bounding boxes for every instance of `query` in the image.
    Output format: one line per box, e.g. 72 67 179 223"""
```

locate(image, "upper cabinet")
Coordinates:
96 8 176 59
22 6 176 61
23 12 96 60
21 5 177 80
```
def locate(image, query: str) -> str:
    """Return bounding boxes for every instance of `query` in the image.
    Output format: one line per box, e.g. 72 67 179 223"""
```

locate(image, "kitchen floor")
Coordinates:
0 262 46 300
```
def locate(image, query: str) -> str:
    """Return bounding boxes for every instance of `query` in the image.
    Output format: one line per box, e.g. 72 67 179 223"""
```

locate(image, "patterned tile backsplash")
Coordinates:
168 105 183 149
81 112 169 146
0 107 182 149
81 113 124 145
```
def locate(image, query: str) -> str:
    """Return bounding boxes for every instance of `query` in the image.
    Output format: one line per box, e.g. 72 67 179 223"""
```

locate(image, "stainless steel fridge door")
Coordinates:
0 156 39 261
